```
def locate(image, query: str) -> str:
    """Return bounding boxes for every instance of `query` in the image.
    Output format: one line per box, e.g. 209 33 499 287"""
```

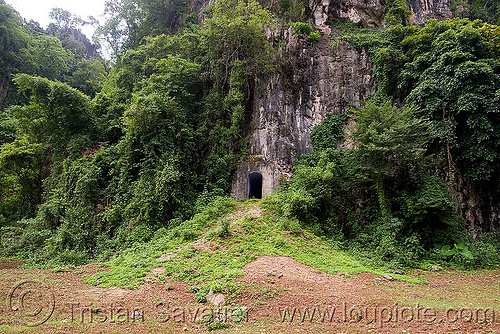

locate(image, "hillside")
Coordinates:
1 1 500 332
1 199 500 333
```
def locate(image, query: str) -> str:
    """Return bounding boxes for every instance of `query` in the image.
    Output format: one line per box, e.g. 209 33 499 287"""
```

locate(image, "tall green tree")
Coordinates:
0 2 75 107
10 74 94 158
95 0 147 57
349 101 434 222
47 8 108 97
0 2 29 108
399 19 500 181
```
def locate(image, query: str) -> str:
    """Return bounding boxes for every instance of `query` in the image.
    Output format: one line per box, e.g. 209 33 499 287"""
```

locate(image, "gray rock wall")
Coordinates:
191 0 452 31
306 0 452 27
407 0 453 24
226 0 452 199
231 28 375 198
314 0 385 27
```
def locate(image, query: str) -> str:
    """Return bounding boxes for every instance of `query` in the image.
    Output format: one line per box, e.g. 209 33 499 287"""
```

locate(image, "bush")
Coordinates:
268 101 468 269
293 22 313 35
307 31 321 42
129 225 154 243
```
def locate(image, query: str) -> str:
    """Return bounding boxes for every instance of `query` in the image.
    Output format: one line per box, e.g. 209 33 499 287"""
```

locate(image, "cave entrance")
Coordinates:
248 173 263 199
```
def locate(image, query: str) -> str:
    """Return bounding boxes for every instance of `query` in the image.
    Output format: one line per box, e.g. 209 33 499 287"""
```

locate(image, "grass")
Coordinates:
84 196 424 293
2 198 499 333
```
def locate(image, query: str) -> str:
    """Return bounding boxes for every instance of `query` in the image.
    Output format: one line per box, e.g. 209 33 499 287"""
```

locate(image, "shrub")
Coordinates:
307 31 321 41
293 22 313 35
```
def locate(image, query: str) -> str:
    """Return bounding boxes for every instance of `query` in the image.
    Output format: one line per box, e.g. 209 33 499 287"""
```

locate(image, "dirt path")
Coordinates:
1 257 499 333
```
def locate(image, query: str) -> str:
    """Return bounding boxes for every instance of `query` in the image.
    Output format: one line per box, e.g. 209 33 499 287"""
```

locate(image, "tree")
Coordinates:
11 74 94 158
49 8 85 30
399 19 500 182
0 137 47 221
203 0 274 89
0 2 29 108
95 0 147 57
349 101 434 222
370 18 500 234
1 3 76 107
47 7 108 97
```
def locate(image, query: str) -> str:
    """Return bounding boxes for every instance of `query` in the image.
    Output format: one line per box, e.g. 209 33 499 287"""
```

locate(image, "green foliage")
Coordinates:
271 101 464 268
349 101 433 178
1 0 277 267
441 240 474 259
95 0 148 57
310 113 347 150
293 22 313 35
47 10 108 97
63 58 108 97
271 147 359 238
49 8 85 29
454 0 500 24
401 19 500 181
20 35 72 79
307 31 321 42
0 137 47 221
96 54 205 234
383 0 412 26
1 2 84 107
359 19 500 182
348 101 436 224
336 19 500 267
341 28 391 54
204 0 274 86
2 0 499 276
96 0 198 58
292 22 320 41
336 20 500 267
0 74 95 225
84 198 420 295
0 3 27 79
12 74 94 158
275 0 304 22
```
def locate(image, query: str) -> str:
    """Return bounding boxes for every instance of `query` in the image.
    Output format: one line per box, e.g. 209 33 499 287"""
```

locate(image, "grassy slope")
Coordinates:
84 197 424 296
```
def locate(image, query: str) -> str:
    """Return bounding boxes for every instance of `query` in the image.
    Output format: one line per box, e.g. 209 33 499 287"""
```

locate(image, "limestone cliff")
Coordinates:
307 0 385 27
406 0 453 24
452 168 500 238
193 0 452 29
222 0 496 237
305 0 452 27
231 27 375 198
229 0 453 198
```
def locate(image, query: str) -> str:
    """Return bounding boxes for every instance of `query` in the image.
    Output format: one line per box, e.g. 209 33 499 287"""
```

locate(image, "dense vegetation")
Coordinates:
0 0 499 272
0 0 275 266
278 18 500 268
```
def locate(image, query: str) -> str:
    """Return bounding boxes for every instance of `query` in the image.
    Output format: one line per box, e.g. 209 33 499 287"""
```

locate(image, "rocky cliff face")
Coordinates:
307 0 385 27
230 0 454 199
305 0 452 27
224 0 497 237
406 0 453 24
451 168 500 238
231 27 375 198
46 26 101 59
192 0 452 29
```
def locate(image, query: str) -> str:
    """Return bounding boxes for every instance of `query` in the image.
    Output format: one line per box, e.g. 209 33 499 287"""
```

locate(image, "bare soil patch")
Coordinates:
1 256 499 333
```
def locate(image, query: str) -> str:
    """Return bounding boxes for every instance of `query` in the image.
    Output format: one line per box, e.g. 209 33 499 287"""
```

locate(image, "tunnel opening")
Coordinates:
248 173 263 199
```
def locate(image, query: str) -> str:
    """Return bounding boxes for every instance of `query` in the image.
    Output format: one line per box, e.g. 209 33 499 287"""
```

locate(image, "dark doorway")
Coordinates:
248 173 263 199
